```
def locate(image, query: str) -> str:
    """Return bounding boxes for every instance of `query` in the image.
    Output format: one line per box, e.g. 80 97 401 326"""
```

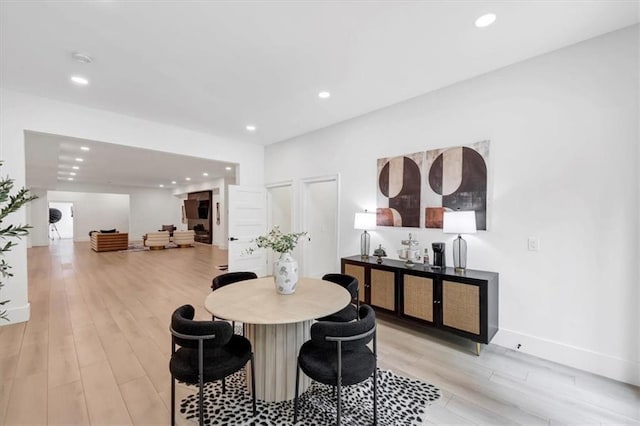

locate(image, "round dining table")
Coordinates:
204 276 351 402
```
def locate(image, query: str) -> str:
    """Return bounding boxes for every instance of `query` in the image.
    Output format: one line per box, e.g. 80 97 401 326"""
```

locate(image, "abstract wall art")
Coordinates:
375 141 490 230
425 140 489 230
376 152 423 228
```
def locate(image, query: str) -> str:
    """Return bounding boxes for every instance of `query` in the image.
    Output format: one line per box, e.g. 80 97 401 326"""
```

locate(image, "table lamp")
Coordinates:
354 211 376 258
443 210 477 272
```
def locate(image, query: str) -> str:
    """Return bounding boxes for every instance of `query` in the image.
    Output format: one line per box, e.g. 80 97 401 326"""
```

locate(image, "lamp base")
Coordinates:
360 230 370 258
452 235 468 270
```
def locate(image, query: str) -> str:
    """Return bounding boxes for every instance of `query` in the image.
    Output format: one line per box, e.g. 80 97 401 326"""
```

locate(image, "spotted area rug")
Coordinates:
180 369 441 425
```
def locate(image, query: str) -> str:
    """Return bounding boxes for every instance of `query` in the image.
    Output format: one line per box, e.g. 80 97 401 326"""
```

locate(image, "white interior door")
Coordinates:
228 185 268 276
301 176 340 278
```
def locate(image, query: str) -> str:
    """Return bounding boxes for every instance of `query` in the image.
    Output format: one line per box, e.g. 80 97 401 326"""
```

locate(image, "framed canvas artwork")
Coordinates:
376 152 423 228
425 140 489 230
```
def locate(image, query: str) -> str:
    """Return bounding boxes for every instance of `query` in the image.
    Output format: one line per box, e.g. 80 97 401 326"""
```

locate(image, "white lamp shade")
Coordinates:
354 211 376 230
443 211 477 234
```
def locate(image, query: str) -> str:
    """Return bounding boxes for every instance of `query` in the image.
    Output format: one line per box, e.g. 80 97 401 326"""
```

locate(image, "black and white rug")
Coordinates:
180 369 441 425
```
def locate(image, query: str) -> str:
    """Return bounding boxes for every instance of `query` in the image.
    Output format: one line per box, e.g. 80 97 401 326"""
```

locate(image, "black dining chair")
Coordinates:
211 271 257 333
294 304 377 425
169 304 257 426
317 273 360 322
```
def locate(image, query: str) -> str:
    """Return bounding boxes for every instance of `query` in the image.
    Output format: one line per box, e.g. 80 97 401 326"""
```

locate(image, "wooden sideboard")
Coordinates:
341 255 499 354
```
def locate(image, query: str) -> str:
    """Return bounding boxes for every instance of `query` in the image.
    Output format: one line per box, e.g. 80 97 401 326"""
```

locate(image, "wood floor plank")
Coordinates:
14 340 48 378
47 380 90 425
48 334 82 389
73 324 107 368
81 360 133 425
4 371 48 425
0 379 14 425
119 376 170 425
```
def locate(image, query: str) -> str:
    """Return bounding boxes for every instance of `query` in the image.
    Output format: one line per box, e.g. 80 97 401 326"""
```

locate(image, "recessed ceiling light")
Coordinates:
67 177 74 181
159 184 164 188
318 91 331 99
171 181 177 184
72 166 80 170
70 75 89 86
80 146 90 151
69 172 76 176
475 13 496 28
75 158 84 162
202 172 209 177
225 166 232 171
246 125 256 132
185 177 191 181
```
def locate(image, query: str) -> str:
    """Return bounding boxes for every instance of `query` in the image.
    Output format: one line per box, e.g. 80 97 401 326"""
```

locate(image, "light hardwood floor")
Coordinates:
1 240 638 425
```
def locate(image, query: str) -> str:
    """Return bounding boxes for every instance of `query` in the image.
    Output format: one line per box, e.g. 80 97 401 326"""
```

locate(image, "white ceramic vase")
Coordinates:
274 252 298 295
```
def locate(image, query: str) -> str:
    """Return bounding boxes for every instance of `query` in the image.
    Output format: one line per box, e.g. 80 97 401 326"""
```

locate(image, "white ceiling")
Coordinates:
1 1 638 146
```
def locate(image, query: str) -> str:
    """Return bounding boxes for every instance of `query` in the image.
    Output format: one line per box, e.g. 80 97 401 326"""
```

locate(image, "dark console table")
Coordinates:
341 255 499 355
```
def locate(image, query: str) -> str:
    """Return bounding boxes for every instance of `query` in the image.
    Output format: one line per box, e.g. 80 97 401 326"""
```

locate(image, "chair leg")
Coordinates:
372 369 377 425
337 376 342 426
293 362 301 424
198 377 204 426
171 375 175 426
250 354 257 416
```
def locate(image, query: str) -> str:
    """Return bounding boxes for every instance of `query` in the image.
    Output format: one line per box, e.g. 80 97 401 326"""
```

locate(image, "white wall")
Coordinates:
128 188 182 241
0 89 264 324
265 26 640 385
47 191 129 241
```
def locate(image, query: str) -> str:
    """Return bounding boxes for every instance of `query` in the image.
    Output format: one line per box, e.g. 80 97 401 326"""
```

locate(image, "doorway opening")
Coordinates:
48 202 74 240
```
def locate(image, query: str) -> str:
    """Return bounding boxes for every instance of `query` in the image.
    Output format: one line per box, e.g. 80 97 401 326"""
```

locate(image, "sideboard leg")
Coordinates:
475 342 481 356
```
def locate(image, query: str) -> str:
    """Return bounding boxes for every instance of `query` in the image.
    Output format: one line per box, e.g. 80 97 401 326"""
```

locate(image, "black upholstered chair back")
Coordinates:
211 271 258 290
171 304 233 349
322 273 358 300
311 305 375 351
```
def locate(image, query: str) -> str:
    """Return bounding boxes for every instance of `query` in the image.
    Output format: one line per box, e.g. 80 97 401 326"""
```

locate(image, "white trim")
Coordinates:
493 328 640 386
0 303 30 326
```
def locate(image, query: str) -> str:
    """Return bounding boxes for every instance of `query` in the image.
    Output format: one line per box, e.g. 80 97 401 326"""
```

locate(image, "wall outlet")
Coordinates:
527 237 540 251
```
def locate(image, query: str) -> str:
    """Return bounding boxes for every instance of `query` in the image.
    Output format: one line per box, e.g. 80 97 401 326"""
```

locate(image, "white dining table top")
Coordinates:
204 276 351 325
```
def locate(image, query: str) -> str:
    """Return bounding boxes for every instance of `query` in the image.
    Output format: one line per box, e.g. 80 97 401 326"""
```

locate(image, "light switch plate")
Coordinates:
528 237 539 251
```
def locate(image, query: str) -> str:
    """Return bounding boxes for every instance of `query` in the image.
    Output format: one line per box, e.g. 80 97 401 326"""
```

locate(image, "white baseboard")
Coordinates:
0 303 30 326
493 328 639 386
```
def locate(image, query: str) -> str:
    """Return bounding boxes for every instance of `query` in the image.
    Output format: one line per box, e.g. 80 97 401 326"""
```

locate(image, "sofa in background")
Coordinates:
90 231 129 252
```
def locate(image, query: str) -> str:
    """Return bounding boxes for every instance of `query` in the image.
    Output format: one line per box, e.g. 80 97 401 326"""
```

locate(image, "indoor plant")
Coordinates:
247 226 308 294
0 162 37 321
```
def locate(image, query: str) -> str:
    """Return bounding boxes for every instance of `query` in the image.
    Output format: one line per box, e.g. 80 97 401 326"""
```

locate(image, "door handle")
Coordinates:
229 237 238 241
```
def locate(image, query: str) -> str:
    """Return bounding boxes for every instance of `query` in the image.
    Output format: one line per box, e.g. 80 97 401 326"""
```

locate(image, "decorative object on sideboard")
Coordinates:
431 242 446 269
398 233 421 268
373 244 387 264
354 210 376 258
443 210 477 272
